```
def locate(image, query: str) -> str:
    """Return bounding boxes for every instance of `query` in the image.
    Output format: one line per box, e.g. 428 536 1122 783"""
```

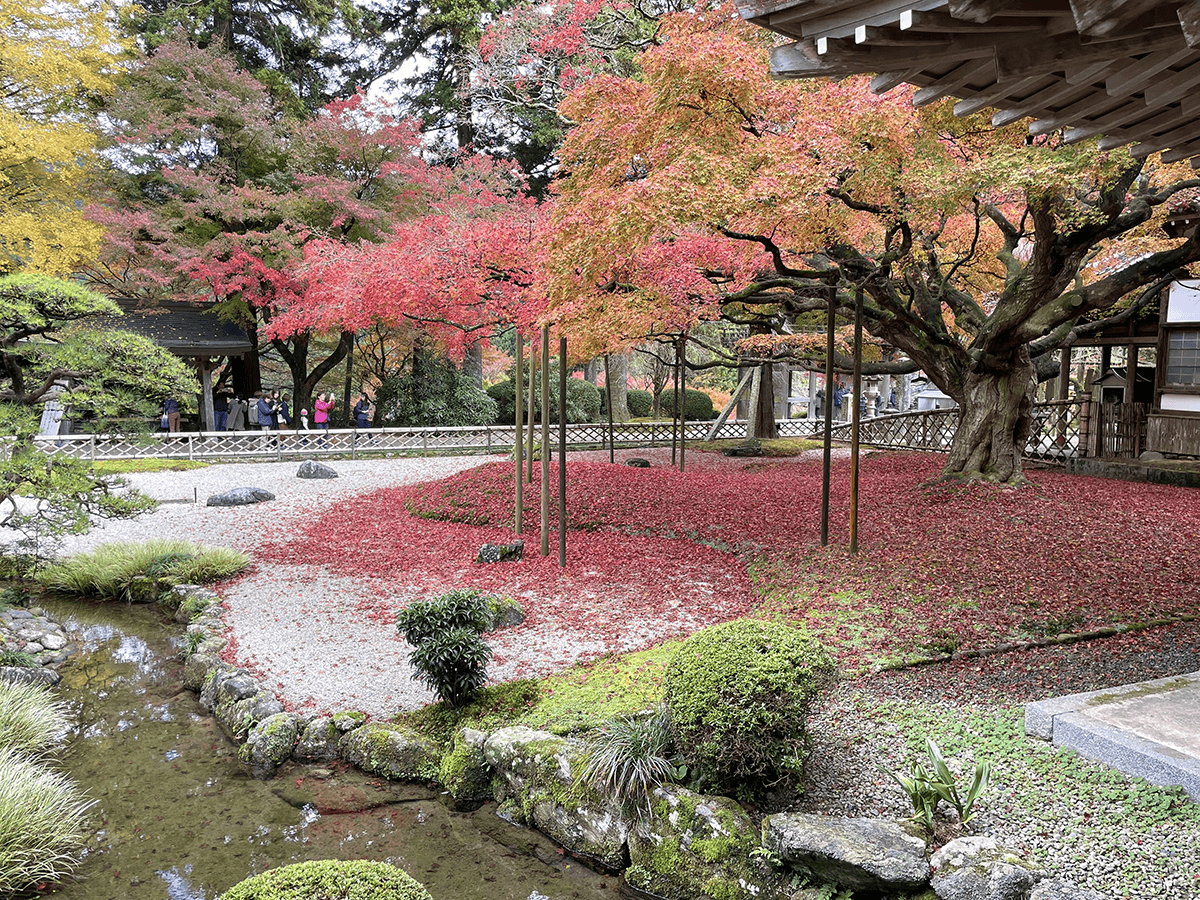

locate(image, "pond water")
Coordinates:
38 599 619 900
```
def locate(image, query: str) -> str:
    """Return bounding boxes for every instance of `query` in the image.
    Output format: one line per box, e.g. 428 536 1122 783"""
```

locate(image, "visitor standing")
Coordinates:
213 390 231 431
163 397 180 433
353 392 372 429
314 393 334 430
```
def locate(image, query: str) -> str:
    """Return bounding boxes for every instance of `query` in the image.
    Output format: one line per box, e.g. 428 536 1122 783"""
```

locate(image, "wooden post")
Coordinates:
515 335 524 536
540 325 550 558
671 339 680 466
1059 347 1072 400
679 334 687 473
559 335 567 568
526 342 537 483
821 284 835 547
849 286 864 555
604 353 614 464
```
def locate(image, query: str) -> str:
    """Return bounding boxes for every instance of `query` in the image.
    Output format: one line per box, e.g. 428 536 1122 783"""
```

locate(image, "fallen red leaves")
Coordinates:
259 451 1200 673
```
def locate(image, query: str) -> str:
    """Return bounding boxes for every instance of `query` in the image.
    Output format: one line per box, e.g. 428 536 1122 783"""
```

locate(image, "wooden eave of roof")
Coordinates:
98 300 253 357
736 0 1200 167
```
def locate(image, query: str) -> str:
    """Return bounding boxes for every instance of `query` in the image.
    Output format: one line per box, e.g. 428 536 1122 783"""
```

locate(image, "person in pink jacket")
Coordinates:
314 393 335 430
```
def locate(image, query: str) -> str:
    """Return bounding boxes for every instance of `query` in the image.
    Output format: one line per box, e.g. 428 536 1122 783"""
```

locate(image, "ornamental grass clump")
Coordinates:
36 539 248 599
663 619 835 797
396 590 493 707
0 681 70 756
577 707 677 817
0 746 94 894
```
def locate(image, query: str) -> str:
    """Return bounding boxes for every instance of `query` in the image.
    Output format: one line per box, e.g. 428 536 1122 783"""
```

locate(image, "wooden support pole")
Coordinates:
1059 346 1072 400
679 334 687 473
540 325 550 558
514 334 523 536
526 342 537 483
604 353 614 464
670 340 679 465
559 335 567 568
821 285 836 547
850 286 864 555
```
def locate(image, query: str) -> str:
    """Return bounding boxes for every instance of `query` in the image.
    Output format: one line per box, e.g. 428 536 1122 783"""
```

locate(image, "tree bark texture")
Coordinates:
943 348 1035 482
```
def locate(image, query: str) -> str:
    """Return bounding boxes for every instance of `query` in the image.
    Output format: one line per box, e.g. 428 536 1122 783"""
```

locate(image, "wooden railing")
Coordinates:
825 400 1083 464
30 401 1083 463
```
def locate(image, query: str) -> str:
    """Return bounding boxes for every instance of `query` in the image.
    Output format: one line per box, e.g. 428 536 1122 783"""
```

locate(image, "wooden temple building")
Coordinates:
735 0 1200 457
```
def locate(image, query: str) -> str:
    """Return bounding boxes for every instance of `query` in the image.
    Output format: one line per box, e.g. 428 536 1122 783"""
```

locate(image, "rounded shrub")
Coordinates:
664 388 717 420
221 859 433 900
626 389 653 417
488 375 601 424
396 590 494 707
663 620 835 795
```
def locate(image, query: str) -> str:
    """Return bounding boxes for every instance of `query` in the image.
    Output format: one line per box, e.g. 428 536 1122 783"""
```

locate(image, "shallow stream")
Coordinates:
39 599 618 900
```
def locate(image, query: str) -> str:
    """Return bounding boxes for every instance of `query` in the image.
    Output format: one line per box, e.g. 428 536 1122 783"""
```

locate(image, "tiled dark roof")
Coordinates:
99 300 253 357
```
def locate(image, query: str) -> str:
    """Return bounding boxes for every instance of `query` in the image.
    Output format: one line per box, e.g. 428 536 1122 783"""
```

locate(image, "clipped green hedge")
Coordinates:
664 620 834 796
221 860 433 900
487 375 601 425
626 389 653 417
664 388 717 420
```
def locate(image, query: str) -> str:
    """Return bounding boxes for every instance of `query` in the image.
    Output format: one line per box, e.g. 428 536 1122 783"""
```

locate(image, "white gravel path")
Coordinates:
52 456 499 716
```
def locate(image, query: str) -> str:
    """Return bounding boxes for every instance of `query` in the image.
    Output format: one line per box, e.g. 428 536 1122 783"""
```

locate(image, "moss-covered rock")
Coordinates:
239 713 301 779
221 859 433 900
439 727 493 809
292 716 341 763
627 785 759 900
484 726 628 871
338 722 439 781
485 594 525 629
215 689 286 744
664 620 834 795
332 710 367 732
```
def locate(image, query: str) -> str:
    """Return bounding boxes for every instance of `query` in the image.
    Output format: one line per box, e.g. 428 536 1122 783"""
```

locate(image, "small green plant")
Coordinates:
0 651 38 668
0 746 95 894
885 738 991 832
576 707 677 816
218 859 433 900
396 591 494 707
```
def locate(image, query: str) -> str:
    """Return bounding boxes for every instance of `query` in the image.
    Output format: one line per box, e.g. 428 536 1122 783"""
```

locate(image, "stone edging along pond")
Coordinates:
12 585 1104 900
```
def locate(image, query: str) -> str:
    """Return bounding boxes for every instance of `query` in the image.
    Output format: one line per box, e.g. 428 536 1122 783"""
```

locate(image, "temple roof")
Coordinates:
99 300 252 358
736 0 1200 166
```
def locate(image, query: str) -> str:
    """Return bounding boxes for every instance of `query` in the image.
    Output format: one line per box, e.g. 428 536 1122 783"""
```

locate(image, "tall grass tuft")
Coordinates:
577 708 677 817
36 539 248 598
0 747 94 894
0 681 70 756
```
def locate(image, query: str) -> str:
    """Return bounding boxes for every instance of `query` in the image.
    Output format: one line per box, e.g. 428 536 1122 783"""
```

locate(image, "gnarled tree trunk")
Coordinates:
943 349 1035 483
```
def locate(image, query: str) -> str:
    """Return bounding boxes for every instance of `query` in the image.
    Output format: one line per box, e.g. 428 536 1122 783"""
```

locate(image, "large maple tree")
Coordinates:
544 3 1200 482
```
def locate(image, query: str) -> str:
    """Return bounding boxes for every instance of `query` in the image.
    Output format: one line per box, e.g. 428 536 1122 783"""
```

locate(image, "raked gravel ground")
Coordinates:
55 455 500 715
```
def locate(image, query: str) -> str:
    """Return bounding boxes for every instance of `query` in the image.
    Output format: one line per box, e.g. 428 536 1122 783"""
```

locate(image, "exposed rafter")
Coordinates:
736 0 1200 166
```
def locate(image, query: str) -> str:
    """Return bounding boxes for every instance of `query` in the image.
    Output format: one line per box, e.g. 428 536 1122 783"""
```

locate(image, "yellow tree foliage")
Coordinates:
0 0 124 274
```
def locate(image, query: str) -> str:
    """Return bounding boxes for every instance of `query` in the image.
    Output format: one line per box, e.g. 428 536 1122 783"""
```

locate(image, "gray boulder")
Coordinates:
476 541 524 563
625 458 651 467
930 836 1039 900
484 726 628 871
1030 878 1112 900
206 487 275 507
0 666 60 687
293 716 342 763
170 584 219 623
239 712 302 779
332 710 367 732
216 690 286 743
339 722 439 781
297 460 339 479
485 595 525 629
762 813 930 893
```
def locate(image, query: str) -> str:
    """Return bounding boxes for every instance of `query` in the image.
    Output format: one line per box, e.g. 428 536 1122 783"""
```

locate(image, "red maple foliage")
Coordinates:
259 451 1199 673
